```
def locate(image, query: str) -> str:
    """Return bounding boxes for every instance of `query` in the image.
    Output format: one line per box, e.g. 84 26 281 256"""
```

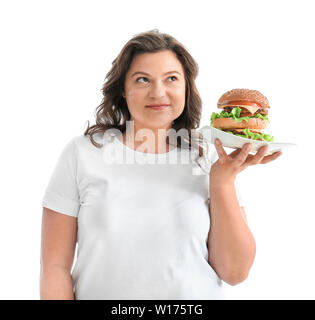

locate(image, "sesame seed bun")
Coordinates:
217 88 270 109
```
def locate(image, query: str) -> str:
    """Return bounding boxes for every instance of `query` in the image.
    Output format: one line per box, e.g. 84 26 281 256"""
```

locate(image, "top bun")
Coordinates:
217 88 270 109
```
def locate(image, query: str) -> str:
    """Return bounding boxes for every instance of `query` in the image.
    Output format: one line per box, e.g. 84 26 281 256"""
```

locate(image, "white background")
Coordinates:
0 0 314 299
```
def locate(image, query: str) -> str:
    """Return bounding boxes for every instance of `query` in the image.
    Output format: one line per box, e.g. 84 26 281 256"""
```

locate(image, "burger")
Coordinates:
211 88 274 141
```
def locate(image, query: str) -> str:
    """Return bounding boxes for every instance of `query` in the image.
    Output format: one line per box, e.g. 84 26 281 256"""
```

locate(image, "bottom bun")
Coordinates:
212 117 268 130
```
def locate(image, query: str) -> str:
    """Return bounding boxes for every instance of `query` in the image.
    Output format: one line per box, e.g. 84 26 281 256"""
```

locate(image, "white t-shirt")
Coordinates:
42 130 243 300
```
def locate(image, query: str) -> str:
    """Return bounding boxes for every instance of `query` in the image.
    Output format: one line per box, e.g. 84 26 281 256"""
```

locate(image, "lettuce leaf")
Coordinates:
224 128 274 142
210 107 269 125
231 107 241 117
211 107 273 141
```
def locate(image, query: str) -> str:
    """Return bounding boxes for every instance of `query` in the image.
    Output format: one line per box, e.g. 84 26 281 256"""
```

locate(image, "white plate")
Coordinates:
199 125 297 155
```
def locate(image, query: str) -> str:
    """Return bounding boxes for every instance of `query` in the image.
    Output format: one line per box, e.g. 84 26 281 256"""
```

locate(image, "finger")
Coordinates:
214 139 227 159
233 143 251 165
241 153 255 164
247 145 269 166
260 151 282 164
228 148 242 158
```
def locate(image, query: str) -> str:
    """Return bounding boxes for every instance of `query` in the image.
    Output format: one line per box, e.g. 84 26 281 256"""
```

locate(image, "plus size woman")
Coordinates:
40 29 281 300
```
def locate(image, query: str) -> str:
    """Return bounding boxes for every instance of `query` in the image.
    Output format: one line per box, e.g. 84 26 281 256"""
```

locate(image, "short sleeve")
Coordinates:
42 137 80 217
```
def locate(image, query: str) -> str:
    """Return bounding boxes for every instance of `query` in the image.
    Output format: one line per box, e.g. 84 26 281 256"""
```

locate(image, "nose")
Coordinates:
148 81 166 99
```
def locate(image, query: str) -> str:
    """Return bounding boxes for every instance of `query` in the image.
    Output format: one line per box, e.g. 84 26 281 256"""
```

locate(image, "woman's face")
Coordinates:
123 50 186 131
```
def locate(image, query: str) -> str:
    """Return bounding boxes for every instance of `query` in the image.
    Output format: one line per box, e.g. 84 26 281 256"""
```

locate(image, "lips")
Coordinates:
146 104 170 108
146 104 170 111
146 105 169 110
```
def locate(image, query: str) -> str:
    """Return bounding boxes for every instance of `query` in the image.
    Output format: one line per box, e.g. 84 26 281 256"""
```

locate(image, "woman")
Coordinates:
40 29 282 300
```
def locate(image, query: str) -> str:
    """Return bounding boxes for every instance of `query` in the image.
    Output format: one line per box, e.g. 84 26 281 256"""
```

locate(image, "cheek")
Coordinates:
125 90 146 118
172 83 185 100
127 89 147 104
126 89 136 100
172 88 186 113
126 90 141 109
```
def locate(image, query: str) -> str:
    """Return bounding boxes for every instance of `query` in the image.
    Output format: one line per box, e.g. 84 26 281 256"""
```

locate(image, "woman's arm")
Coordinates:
208 182 255 285
208 139 282 285
40 207 77 299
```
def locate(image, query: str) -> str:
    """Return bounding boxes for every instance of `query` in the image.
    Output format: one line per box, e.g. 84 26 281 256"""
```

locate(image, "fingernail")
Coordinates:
215 139 220 146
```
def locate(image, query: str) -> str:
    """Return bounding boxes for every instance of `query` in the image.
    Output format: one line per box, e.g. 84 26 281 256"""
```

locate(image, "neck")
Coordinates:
122 121 174 154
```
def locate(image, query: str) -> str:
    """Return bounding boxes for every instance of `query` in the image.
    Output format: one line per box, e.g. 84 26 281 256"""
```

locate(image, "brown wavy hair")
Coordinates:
84 29 207 157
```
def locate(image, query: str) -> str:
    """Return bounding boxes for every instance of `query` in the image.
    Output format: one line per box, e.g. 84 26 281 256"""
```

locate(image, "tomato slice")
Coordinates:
219 100 263 109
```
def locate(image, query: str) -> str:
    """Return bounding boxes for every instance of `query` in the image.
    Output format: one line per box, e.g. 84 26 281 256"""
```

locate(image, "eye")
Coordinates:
136 76 178 83
136 77 148 83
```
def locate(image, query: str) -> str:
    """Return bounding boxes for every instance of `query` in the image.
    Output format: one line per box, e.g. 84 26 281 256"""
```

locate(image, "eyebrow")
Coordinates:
131 70 182 77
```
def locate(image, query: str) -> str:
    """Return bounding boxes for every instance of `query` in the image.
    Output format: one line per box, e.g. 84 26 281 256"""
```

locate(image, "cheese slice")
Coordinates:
221 104 261 115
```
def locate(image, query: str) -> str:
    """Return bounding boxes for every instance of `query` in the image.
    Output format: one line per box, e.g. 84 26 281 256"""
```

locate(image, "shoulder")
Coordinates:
71 132 106 150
